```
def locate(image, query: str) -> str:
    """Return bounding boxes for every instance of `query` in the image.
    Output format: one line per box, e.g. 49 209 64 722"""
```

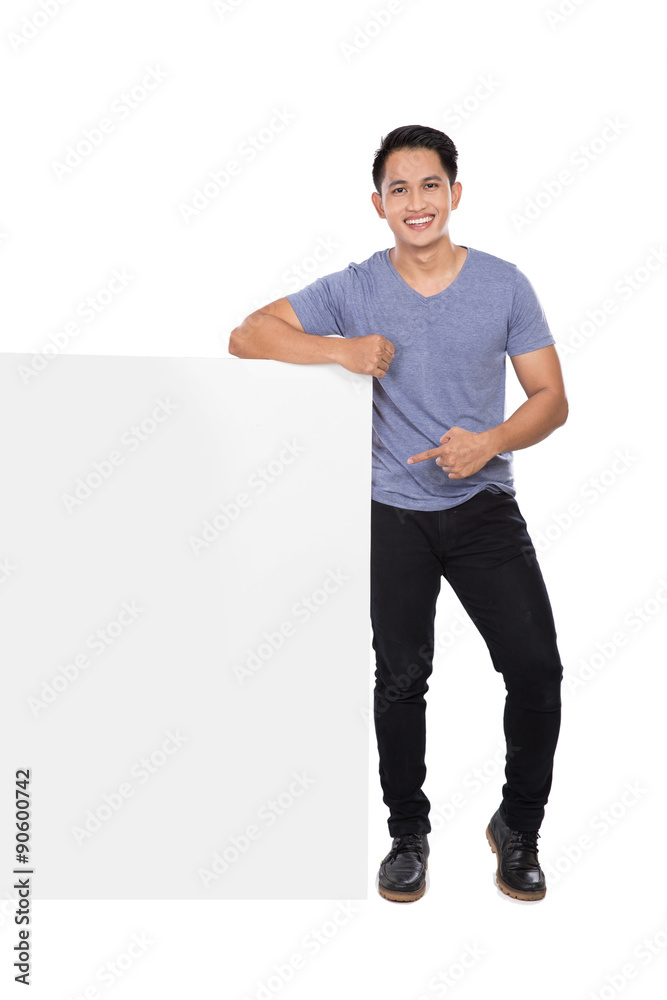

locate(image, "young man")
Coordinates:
228 124 567 903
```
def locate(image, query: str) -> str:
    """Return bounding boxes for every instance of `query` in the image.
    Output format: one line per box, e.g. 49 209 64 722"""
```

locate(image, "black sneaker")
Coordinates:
377 832 429 901
486 808 546 900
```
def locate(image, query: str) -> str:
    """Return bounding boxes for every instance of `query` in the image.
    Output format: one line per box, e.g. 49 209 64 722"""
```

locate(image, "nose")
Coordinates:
406 193 427 213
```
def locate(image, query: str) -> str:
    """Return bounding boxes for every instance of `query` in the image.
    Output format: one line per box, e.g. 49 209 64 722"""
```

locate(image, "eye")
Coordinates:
392 183 438 194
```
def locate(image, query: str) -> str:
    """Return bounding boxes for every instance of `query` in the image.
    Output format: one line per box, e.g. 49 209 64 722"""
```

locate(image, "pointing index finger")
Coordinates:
407 450 435 465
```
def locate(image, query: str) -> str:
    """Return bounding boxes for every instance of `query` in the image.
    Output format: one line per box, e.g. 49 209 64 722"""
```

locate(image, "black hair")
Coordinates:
372 125 458 195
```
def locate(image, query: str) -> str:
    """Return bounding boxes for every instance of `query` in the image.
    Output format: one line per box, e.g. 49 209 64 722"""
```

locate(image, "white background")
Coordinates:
2 0 667 997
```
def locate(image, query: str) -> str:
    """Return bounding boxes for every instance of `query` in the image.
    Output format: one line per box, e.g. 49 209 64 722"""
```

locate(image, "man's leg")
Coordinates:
441 490 563 832
371 499 443 837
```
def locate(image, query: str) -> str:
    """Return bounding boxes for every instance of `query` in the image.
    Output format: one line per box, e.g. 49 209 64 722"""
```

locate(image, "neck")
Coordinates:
390 236 462 281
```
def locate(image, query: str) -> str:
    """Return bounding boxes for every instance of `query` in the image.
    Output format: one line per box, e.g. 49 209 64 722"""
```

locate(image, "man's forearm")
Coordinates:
229 313 344 365
480 387 568 458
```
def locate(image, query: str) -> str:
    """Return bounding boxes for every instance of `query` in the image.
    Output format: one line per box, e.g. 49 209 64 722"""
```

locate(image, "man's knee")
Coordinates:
504 651 563 710
374 655 433 701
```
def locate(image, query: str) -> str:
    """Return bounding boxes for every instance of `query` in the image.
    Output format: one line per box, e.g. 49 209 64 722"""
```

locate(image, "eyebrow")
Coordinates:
387 175 443 190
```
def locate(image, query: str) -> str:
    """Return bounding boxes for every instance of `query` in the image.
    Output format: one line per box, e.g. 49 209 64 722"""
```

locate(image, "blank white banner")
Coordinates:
0 353 372 898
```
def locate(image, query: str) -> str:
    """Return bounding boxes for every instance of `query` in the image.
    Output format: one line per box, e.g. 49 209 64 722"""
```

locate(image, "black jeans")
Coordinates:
371 488 563 835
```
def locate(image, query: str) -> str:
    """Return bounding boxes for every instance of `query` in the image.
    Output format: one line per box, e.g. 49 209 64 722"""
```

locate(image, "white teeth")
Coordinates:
405 216 433 225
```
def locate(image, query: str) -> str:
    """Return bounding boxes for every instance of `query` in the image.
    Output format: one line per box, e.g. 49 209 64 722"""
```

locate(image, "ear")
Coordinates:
451 181 463 210
371 191 386 219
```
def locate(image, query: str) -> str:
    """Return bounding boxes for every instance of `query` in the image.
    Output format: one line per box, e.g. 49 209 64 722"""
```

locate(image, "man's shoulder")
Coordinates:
468 245 520 279
313 247 389 293
328 245 519 275
342 247 389 277
317 245 525 290
356 246 390 265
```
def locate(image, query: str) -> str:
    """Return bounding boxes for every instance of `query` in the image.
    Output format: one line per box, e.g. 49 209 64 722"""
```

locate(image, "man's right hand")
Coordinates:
333 334 395 378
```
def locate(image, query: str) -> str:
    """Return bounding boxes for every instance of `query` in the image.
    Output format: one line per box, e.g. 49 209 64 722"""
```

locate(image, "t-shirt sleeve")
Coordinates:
506 267 555 357
285 267 350 338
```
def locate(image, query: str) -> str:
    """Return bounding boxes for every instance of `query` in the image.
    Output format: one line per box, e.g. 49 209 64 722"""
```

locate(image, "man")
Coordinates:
228 124 567 903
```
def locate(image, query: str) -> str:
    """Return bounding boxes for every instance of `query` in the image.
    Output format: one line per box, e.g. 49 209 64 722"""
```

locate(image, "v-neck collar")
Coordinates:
383 245 472 302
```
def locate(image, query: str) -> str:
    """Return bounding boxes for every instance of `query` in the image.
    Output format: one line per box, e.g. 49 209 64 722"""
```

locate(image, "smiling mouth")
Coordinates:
404 215 435 230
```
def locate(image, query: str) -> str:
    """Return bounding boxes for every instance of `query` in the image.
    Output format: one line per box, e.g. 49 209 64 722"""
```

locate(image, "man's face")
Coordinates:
371 147 462 247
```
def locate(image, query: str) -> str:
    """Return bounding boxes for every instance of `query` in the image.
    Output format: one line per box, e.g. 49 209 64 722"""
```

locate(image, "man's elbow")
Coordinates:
228 326 244 357
556 393 569 427
228 314 259 358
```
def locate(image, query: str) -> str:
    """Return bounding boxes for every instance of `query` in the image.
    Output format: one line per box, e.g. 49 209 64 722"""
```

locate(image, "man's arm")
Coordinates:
228 298 344 365
407 344 568 479
480 344 568 456
228 297 396 377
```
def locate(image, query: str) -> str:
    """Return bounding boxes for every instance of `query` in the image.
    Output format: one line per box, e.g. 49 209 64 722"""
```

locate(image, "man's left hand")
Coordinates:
407 426 494 479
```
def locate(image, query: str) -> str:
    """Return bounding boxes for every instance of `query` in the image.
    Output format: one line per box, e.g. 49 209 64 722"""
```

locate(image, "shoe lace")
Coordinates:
508 829 540 852
389 833 424 861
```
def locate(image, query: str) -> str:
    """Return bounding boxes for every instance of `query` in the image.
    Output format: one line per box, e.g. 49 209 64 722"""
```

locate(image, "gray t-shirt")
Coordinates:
286 245 555 511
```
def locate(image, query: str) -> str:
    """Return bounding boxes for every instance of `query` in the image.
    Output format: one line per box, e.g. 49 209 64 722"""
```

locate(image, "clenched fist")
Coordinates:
334 334 395 378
